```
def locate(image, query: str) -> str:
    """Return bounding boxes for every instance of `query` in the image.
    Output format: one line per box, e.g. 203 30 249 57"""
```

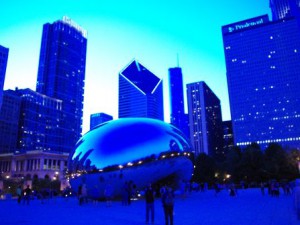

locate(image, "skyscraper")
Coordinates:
90 112 113 130
270 0 300 20
187 81 223 157
36 17 87 152
118 59 164 121
168 67 189 139
169 67 184 126
0 45 9 110
15 88 64 152
0 90 21 154
222 14 300 150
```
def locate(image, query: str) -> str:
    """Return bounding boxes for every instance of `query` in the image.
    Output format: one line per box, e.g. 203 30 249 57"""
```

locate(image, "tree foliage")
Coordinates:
192 142 300 184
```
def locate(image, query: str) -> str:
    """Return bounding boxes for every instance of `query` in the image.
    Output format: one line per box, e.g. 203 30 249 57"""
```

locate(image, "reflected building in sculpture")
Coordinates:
68 118 193 197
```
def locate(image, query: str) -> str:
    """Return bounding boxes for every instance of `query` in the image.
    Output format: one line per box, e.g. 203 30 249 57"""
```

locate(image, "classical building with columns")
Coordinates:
0 150 69 189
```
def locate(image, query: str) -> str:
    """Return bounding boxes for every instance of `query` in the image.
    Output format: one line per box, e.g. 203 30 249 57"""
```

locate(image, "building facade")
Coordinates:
270 0 300 20
15 88 64 153
118 59 164 121
0 45 9 110
0 150 69 185
223 120 234 154
168 67 190 138
90 112 113 130
0 90 21 154
187 81 223 157
222 14 300 150
36 17 87 153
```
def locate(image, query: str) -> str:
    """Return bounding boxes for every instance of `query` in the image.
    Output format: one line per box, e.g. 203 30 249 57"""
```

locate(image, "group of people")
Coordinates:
145 184 175 225
16 185 32 204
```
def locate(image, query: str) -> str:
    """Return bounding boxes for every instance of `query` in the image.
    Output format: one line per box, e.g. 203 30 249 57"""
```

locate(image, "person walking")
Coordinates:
145 183 155 224
16 185 22 204
23 185 32 205
104 183 113 207
294 179 300 220
162 187 174 225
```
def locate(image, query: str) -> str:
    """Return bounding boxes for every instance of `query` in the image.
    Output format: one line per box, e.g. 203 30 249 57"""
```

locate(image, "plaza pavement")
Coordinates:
0 188 298 225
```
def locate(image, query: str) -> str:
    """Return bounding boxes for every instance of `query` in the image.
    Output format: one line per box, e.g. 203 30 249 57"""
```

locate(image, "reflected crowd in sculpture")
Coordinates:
68 118 193 198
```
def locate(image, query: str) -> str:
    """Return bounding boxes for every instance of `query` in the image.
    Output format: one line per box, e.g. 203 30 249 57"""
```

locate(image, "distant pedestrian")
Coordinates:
229 183 236 197
77 184 83 205
162 187 174 225
104 183 113 207
16 185 22 204
145 184 155 224
260 182 265 195
122 182 129 206
23 185 32 205
294 179 300 220
81 184 88 204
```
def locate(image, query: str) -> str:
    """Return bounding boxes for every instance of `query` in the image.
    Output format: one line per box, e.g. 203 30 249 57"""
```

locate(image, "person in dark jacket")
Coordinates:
162 187 174 225
145 183 155 224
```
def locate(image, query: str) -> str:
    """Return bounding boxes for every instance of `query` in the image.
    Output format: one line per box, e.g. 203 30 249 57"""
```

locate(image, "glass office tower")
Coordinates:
187 81 223 157
90 112 113 130
0 45 9 110
15 88 64 152
36 17 87 152
222 14 300 149
168 67 189 139
169 67 184 127
270 0 300 20
118 59 164 121
0 90 21 154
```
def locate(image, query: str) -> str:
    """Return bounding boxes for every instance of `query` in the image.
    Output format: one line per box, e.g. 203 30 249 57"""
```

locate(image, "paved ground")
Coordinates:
0 188 298 225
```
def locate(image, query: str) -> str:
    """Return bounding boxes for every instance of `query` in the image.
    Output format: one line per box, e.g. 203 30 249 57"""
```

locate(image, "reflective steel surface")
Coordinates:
68 118 192 173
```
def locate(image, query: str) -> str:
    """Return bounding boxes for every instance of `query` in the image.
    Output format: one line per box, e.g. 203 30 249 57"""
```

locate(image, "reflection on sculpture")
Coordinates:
68 118 193 197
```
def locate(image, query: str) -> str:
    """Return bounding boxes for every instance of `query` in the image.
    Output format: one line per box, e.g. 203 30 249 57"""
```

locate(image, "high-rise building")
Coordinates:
36 17 87 152
118 59 164 121
270 0 300 20
169 67 184 127
0 90 21 154
168 67 189 138
90 112 113 130
187 81 223 157
222 14 300 150
0 45 9 110
15 88 64 152
223 120 234 154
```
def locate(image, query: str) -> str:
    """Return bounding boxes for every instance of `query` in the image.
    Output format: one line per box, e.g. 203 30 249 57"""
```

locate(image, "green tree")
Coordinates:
193 153 217 184
238 143 264 183
264 143 290 180
222 146 242 182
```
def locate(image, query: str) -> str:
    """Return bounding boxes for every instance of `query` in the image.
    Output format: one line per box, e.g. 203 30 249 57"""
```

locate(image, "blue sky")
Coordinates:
0 0 271 133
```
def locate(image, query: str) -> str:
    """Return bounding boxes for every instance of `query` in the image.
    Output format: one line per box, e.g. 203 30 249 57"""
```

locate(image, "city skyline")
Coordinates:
0 0 271 133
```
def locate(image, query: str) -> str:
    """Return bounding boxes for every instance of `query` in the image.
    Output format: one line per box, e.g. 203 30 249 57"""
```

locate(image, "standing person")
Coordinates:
294 179 300 220
122 182 129 206
23 185 32 205
162 187 174 225
145 184 155 224
77 184 83 205
81 184 88 204
16 185 22 204
104 183 113 207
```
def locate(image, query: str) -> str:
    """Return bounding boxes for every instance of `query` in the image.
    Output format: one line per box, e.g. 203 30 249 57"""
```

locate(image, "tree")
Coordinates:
239 143 264 183
222 146 242 182
264 143 290 180
193 153 217 184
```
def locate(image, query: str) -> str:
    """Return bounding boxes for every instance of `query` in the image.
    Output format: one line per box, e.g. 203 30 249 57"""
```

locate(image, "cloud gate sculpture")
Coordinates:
68 118 193 198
